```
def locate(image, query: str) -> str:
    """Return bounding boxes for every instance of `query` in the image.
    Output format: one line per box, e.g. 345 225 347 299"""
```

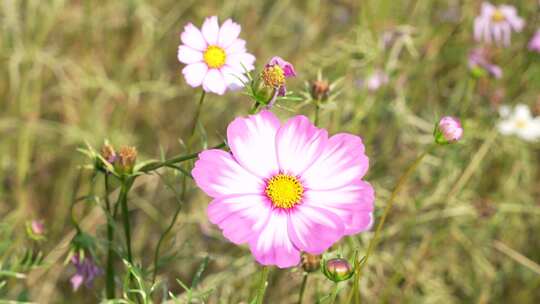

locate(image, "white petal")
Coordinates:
177 46 203 64
202 69 227 95
182 62 208 87
218 19 241 48
201 16 220 45
180 23 207 51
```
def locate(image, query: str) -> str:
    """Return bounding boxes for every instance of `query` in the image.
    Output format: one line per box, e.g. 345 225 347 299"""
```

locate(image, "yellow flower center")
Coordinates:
265 174 304 209
203 45 226 69
515 119 527 129
491 10 506 23
261 65 285 88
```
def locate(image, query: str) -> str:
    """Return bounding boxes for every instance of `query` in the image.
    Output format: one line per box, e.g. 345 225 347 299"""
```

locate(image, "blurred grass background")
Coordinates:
1 0 540 303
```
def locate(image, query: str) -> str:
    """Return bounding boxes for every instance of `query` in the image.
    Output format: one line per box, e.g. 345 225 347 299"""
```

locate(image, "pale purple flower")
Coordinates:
474 2 525 46
366 70 389 92
468 47 502 79
435 116 463 144
528 30 540 53
70 253 102 291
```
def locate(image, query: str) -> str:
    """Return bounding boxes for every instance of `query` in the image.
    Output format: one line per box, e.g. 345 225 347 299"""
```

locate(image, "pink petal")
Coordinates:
249 211 301 268
208 194 272 244
192 149 264 198
287 205 345 254
202 69 227 95
201 16 219 45
303 181 375 235
218 19 241 48
227 110 281 178
177 45 203 64
182 62 208 87
275 115 328 176
181 23 207 51
302 133 369 190
225 52 255 73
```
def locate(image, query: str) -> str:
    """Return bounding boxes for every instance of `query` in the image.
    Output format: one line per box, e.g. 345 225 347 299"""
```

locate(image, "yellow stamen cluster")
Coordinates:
265 173 304 209
203 45 226 69
491 10 506 23
261 65 285 88
515 119 527 129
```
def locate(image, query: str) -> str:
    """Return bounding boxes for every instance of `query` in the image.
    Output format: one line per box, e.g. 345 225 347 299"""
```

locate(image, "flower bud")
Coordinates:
26 220 45 240
434 116 463 145
311 80 330 101
101 143 117 164
116 146 137 174
301 253 321 273
322 258 354 282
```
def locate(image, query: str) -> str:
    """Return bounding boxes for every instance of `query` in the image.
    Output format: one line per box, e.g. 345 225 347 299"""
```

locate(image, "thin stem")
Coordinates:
329 283 340 304
152 195 182 283
254 266 271 304
297 273 309 304
104 174 116 299
347 148 430 304
138 142 226 173
314 102 320 127
119 179 134 265
190 90 206 137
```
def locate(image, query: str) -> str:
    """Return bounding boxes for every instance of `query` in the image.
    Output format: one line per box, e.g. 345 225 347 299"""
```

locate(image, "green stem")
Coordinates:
347 148 430 304
330 283 340 304
119 179 134 265
138 142 226 173
104 174 116 299
152 200 182 283
190 90 206 137
314 102 320 127
254 266 271 304
297 273 309 304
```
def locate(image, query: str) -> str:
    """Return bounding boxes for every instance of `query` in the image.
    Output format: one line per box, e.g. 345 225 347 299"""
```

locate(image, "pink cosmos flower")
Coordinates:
178 16 256 95
529 29 540 53
474 2 525 46
192 111 374 268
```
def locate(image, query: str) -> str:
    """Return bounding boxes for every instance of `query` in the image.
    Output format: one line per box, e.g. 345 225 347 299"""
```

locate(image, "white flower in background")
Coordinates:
498 104 540 142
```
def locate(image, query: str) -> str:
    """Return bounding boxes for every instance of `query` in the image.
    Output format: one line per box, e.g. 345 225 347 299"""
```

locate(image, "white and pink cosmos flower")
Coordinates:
474 2 525 46
192 111 374 268
178 16 256 95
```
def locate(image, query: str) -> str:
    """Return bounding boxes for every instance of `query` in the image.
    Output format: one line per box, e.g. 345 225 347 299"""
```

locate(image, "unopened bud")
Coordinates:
311 80 330 101
116 146 137 174
322 258 354 282
434 116 463 145
301 253 321 273
101 143 117 164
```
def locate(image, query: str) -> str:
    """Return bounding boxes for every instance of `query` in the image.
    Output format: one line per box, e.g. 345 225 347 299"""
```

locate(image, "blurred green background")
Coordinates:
1 0 539 303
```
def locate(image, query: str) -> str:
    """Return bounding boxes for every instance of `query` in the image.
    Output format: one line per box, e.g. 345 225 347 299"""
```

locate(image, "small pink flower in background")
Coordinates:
261 56 296 97
31 220 45 235
468 47 502 79
435 116 463 144
192 111 374 268
529 29 540 53
178 16 256 95
474 2 524 46
365 70 389 92
70 253 102 291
